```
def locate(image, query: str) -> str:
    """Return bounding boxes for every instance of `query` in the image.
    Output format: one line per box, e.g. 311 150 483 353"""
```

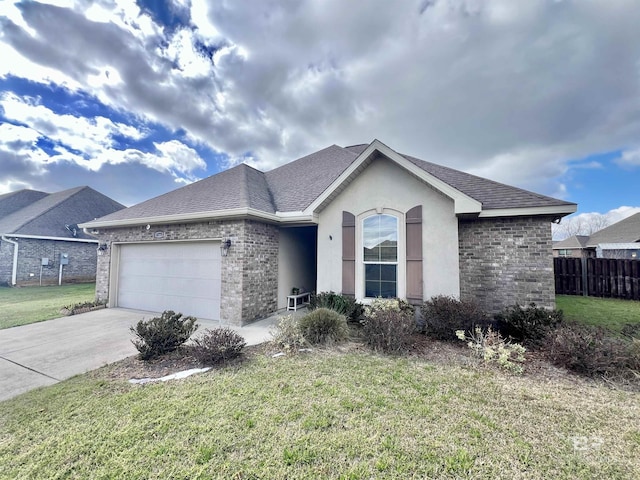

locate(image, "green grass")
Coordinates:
1 351 638 479
556 295 640 331
0 283 96 329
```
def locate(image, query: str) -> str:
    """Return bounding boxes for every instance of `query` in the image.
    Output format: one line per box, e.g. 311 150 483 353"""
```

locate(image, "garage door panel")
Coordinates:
117 242 221 321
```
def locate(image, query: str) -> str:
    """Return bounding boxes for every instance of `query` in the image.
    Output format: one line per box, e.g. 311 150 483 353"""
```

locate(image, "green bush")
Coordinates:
420 295 490 341
548 323 640 382
361 298 415 354
130 310 198 360
298 308 349 345
190 328 246 365
270 314 307 352
496 303 563 348
309 291 364 322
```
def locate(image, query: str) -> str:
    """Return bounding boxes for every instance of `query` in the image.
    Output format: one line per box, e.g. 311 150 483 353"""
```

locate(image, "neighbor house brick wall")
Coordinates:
458 216 555 313
94 219 278 326
0 238 97 286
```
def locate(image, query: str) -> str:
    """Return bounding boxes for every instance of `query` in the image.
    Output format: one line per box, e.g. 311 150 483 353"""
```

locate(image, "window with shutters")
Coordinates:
362 214 398 297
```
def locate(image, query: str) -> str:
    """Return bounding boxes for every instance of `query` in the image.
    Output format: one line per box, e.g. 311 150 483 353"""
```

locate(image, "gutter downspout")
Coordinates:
1 235 19 286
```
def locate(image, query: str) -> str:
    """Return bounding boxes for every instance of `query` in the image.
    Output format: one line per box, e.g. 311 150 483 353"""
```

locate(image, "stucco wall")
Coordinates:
316 155 460 302
94 219 279 326
458 216 556 313
277 226 317 309
0 238 97 286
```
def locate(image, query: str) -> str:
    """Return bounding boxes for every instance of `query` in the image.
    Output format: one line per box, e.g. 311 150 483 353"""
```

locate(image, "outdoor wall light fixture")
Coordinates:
220 238 232 256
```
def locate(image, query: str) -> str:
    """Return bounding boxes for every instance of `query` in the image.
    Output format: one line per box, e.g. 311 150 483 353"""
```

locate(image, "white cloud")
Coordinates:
0 93 206 182
616 148 640 168
553 206 640 240
1 0 640 202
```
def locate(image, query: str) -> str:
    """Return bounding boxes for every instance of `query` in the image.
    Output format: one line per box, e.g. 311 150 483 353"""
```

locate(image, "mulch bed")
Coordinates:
91 332 588 388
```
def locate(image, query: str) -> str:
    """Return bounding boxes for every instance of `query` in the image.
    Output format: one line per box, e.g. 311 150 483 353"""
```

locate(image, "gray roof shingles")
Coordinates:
0 189 49 218
0 186 124 239
587 212 640 246
86 142 575 225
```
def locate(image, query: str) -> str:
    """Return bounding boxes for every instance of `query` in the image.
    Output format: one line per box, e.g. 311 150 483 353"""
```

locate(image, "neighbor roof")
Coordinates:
586 212 640 247
82 140 576 228
0 186 125 240
0 189 48 218
552 235 590 250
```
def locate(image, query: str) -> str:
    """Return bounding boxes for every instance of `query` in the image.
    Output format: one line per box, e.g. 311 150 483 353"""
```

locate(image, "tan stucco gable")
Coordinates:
316 153 460 302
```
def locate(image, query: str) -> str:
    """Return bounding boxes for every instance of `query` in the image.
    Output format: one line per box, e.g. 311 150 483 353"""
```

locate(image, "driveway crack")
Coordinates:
0 355 60 381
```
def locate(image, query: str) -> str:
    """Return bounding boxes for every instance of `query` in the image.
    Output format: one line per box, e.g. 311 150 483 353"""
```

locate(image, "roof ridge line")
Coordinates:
14 186 88 232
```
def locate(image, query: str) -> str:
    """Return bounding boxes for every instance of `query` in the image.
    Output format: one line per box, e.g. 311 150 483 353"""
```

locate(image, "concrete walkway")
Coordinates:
0 307 286 402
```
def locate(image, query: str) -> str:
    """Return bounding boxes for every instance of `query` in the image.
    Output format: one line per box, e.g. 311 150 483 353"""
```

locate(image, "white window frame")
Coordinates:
356 209 405 302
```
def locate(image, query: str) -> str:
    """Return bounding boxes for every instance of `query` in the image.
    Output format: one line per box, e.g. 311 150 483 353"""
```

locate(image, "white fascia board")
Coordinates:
79 208 316 229
4 234 98 243
478 204 577 218
303 139 482 215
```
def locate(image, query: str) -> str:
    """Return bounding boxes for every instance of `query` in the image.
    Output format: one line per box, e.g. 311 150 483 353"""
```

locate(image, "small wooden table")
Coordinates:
287 292 311 311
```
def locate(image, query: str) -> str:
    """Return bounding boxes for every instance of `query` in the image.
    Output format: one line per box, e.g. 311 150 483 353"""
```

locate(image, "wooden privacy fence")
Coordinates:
554 257 640 300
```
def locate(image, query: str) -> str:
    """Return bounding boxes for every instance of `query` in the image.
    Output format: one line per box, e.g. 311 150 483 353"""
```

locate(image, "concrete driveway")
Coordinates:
0 308 278 402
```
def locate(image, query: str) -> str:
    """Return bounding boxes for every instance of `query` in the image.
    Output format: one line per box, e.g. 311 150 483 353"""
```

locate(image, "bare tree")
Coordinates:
554 213 612 240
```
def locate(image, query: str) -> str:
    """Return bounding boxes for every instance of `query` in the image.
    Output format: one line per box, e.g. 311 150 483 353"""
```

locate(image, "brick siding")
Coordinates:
458 216 556 313
94 219 279 326
0 238 97 286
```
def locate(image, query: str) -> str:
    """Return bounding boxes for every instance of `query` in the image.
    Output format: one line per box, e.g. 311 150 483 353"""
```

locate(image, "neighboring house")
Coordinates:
552 235 590 258
587 212 640 259
0 187 125 286
80 139 576 326
553 213 640 259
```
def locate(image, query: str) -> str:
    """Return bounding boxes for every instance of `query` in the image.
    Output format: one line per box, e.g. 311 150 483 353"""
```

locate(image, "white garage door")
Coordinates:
117 241 221 321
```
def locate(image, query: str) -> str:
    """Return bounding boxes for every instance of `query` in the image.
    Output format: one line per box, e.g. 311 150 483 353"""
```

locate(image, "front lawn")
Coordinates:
1 349 638 479
0 283 96 329
556 295 640 331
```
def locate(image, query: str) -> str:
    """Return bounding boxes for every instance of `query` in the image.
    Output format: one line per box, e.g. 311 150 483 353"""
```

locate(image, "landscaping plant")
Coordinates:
496 303 563 348
309 291 364 322
421 295 491 341
190 327 246 365
270 314 307 352
130 310 198 360
456 326 526 375
361 298 415 353
548 322 640 382
298 308 350 345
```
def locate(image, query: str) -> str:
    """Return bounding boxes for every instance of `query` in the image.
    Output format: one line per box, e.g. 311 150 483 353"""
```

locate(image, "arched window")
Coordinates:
362 214 398 298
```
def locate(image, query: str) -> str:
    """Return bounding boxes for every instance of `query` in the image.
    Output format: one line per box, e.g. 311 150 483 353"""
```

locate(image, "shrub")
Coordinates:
130 310 198 360
190 328 246 365
298 308 349 345
270 314 307 352
456 326 526 374
420 295 490 341
496 303 563 348
309 291 364 322
548 323 640 382
361 298 415 354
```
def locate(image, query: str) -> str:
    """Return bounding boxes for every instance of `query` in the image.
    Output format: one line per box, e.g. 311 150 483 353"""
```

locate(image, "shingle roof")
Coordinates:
84 141 576 226
586 213 640 247
552 235 590 249
0 186 124 239
0 189 48 218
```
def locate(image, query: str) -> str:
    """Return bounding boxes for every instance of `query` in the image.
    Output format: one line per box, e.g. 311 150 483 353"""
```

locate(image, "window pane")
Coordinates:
379 246 397 262
365 281 380 298
364 245 380 262
379 281 396 298
380 264 397 281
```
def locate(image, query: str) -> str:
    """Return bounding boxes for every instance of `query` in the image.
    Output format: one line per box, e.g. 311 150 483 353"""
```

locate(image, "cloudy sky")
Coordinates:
1 0 639 235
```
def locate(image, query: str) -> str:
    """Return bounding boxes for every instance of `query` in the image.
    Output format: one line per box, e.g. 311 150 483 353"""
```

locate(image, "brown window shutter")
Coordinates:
342 211 356 296
406 205 423 305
